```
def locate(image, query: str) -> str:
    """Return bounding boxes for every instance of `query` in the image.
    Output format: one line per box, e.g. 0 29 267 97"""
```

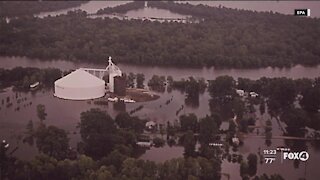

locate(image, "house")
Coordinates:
232 137 240 146
136 141 152 148
30 82 39 89
236 89 245 97
107 97 118 102
146 121 156 130
137 135 152 148
249 92 259 98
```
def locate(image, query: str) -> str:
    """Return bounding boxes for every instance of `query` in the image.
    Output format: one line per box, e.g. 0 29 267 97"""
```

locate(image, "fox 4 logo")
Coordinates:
283 151 309 161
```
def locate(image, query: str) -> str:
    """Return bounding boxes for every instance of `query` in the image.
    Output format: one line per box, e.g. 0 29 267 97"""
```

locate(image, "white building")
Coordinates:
232 137 240 146
54 69 105 100
145 121 156 130
105 56 122 93
54 57 122 100
236 89 245 97
136 141 152 148
249 91 259 98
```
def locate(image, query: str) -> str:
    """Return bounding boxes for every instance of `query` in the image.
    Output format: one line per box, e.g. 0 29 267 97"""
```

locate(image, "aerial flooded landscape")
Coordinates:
0 1 320 180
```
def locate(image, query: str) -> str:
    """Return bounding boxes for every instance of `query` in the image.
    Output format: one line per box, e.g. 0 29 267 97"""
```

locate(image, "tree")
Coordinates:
240 161 249 178
300 86 320 113
100 150 127 171
136 73 145 89
255 173 285 180
265 119 272 146
247 153 258 176
259 100 266 115
126 72 136 88
199 115 219 145
115 112 132 129
167 76 173 86
208 76 236 99
0 140 10 179
198 157 221 180
34 125 69 160
79 108 119 159
228 120 237 137
179 113 198 132
267 78 296 115
115 112 145 134
148 75 166 92
185 77 201 108
185 77 200 99
232 97 246 119
183 131 196 157
87 166 113 180
25 154 60 180
37 104 47 121
280 108 307 136
121 158 157 179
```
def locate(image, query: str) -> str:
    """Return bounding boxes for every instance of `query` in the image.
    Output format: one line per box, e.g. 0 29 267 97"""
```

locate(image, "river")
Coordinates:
181 1 320 18
1 56 319 80
34 1 320 19
35 1 131 18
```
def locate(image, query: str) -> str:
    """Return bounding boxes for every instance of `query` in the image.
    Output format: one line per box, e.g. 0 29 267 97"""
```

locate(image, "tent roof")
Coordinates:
55 69 105 88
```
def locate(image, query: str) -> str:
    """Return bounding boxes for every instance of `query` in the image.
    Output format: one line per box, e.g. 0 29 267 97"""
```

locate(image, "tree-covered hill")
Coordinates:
0 2 319 68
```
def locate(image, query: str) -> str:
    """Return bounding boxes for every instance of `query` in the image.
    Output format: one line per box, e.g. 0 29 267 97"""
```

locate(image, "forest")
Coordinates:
0 1 86 17
0 67 63 90
97 1 145 15
0 1 319 68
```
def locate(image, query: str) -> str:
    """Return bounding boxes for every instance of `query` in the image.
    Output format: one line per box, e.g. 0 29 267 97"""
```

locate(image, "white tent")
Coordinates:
54 69 105 100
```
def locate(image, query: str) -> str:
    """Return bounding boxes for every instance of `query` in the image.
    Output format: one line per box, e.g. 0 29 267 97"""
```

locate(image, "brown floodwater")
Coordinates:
0 56 319 179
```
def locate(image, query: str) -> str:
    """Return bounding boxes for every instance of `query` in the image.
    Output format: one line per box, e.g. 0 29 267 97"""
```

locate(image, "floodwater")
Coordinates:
181 1 320 18
34 1 320 19
2 1 320 179
35 1 131 18
0 56 319 179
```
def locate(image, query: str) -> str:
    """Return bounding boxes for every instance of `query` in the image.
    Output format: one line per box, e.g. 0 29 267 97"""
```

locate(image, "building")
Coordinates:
54 69 105 100
236 89 245 97
114 75 126 96
232 137 240 146
105 57 122 93
145 121 156 130
136 141 152 148
249 91 259 98
54 56 124 100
